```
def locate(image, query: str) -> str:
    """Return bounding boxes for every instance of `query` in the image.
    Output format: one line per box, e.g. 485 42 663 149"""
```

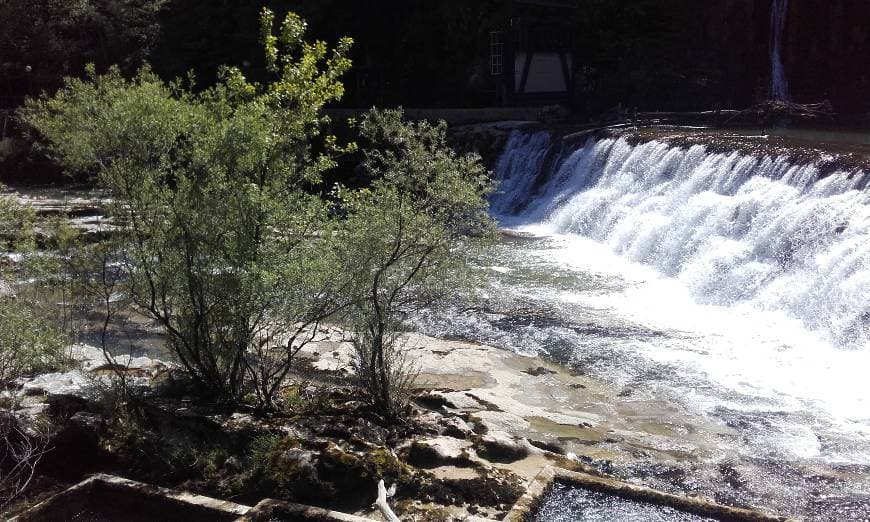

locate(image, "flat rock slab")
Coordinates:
16 344 172 413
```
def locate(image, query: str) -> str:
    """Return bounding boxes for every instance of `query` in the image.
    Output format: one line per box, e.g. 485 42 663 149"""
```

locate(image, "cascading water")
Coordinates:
494 131 870 349
770 0 790 101
414 128 870 519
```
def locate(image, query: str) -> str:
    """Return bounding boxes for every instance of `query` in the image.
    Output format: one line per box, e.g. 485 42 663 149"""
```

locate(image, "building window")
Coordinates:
490 31 504 76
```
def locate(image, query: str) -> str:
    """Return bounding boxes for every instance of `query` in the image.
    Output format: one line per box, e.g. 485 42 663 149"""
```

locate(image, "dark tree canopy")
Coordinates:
3 1 870 114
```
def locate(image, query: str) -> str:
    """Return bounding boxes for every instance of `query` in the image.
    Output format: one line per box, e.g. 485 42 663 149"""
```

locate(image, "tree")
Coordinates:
24 9 355 408
340 109 494 422
0 0 167 107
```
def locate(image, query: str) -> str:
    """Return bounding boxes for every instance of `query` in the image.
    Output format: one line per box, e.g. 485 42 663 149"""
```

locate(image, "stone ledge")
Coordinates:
10 474 250 521
239 498 378 522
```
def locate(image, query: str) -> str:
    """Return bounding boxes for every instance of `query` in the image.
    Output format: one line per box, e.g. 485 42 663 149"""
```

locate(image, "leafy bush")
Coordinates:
0 300 67 384
0 192 67 384
25 9 354 408
340 109 494 421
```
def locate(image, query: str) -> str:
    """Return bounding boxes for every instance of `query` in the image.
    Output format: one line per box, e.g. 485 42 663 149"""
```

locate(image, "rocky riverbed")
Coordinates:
4 324 806 521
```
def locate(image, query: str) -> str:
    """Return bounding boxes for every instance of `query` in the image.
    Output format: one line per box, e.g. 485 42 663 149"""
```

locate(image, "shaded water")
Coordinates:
413 130 870 520
534 482 716 522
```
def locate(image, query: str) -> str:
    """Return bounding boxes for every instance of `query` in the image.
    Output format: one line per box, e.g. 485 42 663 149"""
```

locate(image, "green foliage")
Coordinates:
0 192 68 384
0 299 68 384
24 9 355 407
24 11 495 421
340 109 495 421
248 433 283 471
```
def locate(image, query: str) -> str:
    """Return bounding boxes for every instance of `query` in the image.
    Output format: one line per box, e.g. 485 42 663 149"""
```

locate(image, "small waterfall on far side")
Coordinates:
770 0 790 101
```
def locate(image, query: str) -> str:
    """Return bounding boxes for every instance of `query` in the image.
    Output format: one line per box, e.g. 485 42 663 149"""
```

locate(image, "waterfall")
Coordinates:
770 0 790 101
491 131 870 348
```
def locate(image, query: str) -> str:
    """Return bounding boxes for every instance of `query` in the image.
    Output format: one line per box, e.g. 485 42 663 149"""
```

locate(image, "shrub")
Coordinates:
0 192 67 384
25 10 355 408
340 109 495 422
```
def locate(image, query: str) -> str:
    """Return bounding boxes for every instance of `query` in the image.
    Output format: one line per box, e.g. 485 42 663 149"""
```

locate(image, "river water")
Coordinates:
414 129 870 520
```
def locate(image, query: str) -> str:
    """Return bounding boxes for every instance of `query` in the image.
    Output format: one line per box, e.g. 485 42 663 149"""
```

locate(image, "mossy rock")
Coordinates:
403 468 524 510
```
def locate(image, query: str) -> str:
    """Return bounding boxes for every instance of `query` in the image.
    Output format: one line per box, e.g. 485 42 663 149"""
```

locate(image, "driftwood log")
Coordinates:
374 480 400 522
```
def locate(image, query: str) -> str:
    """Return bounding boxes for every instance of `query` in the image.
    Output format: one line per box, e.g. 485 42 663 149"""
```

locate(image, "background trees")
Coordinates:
0 0 166 107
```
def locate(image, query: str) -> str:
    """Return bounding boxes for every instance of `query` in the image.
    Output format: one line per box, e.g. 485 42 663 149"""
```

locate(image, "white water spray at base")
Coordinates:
493 132 870 349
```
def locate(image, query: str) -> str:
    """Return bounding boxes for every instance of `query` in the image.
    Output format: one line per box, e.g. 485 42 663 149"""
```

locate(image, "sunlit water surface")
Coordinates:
413 130 870 520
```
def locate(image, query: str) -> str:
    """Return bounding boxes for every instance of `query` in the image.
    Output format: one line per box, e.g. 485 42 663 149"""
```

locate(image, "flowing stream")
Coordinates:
415 129 870 520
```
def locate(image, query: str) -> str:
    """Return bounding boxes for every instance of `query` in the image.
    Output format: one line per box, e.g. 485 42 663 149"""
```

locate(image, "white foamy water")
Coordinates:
478 130 870 458
524 232 869 432
408 132 870 518
410 129 870 519
495 132 870 350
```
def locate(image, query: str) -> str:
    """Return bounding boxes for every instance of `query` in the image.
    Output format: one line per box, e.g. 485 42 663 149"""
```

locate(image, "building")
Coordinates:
490 0 577 106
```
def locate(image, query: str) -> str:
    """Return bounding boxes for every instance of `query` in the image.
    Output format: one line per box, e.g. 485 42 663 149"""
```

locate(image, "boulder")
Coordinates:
473 410 530 433
442 416 474 439
19 345 171 406
404 436 473 468
22 370 94 400
475 431 530 464
39 411 103 481
437 391 487 411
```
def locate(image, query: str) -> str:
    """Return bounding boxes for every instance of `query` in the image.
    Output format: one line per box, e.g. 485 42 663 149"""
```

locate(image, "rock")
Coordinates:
405 437 473 468
314 442 406 510
39 412 103 481
276 447 319 476
17 345 171 405
22 370 94 400
46 393 92 418
68 344 107 370
442 417 474 439
522 366 557 376
473 411 530 433
416 392 451 410
438 391 487 411
12 398 49 420
410 467 525 510
69 411 103 433
529 439 564 454
69 343 168 374
476 431 529 464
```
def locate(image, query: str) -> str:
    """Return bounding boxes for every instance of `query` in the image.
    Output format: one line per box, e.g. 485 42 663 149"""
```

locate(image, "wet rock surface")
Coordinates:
5 326 859 520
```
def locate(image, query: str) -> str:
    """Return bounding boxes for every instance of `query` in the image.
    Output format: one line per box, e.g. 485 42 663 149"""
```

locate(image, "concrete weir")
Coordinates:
10 474 249 522
10 474 377 522
12 468 792 521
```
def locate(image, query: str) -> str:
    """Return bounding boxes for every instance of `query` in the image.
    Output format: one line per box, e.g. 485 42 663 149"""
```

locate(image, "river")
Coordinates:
414 127 870 520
